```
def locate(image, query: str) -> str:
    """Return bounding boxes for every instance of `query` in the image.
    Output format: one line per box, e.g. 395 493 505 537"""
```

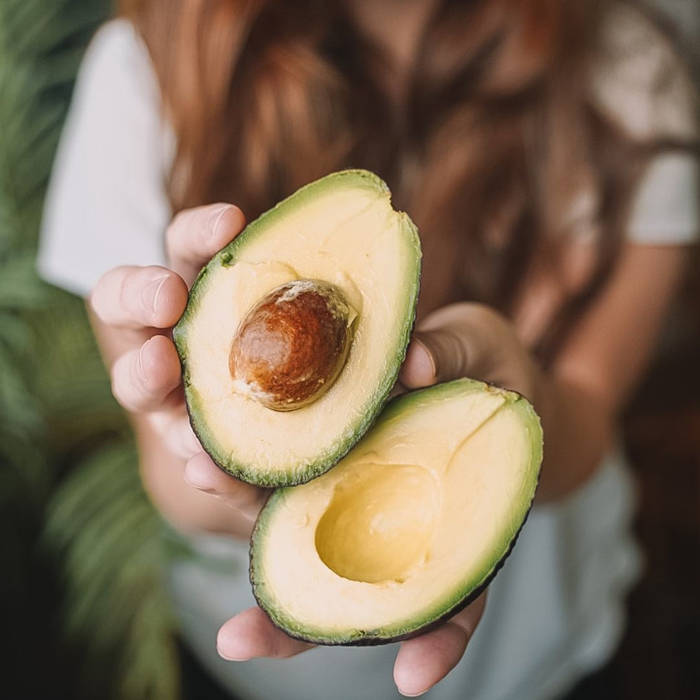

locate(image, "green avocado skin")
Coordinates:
249 378 544 645
173 170 422 487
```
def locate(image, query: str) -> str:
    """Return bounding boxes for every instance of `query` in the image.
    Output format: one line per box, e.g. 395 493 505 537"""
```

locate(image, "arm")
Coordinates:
540 243 687 499
399 242 688 501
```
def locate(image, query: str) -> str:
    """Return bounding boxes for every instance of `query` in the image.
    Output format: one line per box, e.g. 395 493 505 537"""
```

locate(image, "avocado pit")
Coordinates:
229 279 355 411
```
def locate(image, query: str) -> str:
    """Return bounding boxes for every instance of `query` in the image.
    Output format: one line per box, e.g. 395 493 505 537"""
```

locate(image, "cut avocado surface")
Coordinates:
250 378 542 645
173 170 421 486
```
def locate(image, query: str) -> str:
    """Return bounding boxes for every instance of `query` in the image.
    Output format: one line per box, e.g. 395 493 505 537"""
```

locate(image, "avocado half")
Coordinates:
250 379 543 645
173 170 421 486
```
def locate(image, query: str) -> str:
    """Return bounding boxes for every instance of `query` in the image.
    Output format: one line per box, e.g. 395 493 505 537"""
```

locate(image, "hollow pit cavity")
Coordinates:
315 463 439 584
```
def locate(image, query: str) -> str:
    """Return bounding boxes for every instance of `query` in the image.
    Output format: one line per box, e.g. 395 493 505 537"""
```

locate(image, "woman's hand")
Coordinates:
399 302 543 401
93 222 536 697
217 595 487 698
90 203 268 535
216 302 542 696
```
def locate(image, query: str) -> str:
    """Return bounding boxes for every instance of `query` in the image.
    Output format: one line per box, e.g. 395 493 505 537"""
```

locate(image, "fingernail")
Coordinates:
217 643 251 662
208 204 234 241
184 467 213 492
141 272 170 314
216 628 253 661
184 456 215 492
399 691 428 698
410 335 437 382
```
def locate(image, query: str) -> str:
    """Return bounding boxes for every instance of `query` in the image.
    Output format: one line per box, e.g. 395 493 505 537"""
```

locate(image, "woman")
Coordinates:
39 0 698 698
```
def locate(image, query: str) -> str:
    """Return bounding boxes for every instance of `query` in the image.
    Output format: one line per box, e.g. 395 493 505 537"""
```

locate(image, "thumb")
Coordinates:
399 303 538 400
399 328 469 389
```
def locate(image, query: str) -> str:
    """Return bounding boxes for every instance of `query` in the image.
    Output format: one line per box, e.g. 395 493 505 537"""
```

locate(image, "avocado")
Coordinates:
173 170 421 486
250 378 543 645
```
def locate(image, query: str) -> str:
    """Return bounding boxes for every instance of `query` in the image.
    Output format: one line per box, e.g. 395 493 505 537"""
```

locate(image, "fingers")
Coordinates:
395 623 468 697
400 329 465 388
394 594 487 697
216 594 484 696
217 607 312 661
91 265 188 330
184 452 267 522
166 203 246 286
149 408 201 459
110 334 182 412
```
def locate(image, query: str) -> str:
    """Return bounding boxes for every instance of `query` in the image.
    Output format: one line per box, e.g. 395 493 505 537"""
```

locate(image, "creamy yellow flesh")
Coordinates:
183 187 414 475
259 390 536 631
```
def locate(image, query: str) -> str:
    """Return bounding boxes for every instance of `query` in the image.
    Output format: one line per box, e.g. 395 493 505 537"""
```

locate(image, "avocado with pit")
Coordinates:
250 378 543 644
173 170 421 487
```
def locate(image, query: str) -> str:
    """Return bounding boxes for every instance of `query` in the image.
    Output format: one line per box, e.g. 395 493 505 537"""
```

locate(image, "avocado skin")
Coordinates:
248 378 543 645
173 169 422 487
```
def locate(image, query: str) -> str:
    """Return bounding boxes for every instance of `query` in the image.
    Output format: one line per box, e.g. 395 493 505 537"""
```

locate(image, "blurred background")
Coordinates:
0 1 697 698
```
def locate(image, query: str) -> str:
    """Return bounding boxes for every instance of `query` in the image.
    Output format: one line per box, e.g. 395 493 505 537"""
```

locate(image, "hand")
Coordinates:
217 303 537 696
90 203 267 534
217 596 487 698
94 227 526 695
400 302 541 402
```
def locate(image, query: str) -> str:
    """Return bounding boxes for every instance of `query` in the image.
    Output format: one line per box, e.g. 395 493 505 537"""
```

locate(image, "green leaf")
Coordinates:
0 1 182 698
44 443 181 700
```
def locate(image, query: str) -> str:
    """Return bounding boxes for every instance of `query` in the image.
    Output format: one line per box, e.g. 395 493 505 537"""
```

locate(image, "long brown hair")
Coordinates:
121 0 691 359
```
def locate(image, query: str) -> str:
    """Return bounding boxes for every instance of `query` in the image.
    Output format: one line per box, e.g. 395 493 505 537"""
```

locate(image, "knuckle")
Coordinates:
90 267 125 321
168 206 208 245
166 206 214 265
168 208 189 235
117 268 136 312
470 303 510 332
165 210 189 256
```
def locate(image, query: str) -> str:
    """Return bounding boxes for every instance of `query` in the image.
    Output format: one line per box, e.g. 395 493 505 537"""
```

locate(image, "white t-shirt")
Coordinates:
38 7 698 700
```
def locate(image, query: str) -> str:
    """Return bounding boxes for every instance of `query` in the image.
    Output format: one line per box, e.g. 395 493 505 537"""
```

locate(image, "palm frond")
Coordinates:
0 2 182 698
44 443 181 700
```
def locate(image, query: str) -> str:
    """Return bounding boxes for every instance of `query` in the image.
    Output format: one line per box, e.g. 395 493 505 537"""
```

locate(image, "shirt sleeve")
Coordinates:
627 152 699 244
592 3 699 245
37 19 173 297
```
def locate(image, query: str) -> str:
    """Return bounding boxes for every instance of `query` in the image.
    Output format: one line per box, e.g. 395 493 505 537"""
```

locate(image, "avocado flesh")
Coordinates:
174 170 421 486
250 379 542 644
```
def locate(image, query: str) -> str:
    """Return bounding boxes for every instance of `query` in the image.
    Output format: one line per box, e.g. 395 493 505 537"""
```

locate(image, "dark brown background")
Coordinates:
567 248 700 699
